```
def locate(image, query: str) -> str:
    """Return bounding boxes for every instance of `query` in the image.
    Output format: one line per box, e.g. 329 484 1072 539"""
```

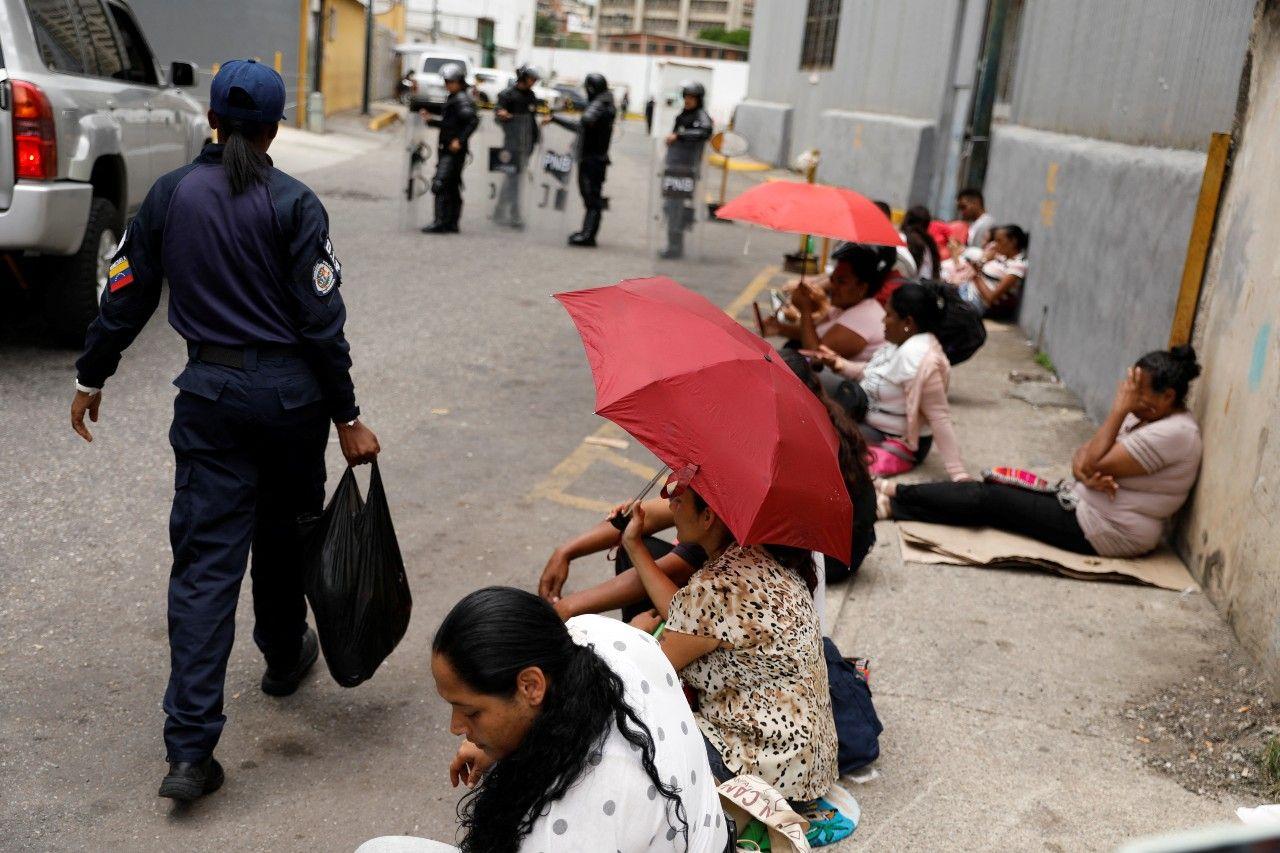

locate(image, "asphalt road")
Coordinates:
0 116 794 851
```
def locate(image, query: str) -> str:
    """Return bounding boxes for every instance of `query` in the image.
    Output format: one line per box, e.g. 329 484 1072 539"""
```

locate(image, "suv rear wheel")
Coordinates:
42 197 120 347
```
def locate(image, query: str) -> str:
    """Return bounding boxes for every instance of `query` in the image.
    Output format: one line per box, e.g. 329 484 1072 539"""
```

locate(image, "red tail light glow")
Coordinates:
12 80 56 180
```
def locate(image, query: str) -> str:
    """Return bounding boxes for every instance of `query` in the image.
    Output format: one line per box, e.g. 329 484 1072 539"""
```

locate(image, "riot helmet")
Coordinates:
516 63 541 83
584 73 608 98
680 80 706 101
439 63 466 84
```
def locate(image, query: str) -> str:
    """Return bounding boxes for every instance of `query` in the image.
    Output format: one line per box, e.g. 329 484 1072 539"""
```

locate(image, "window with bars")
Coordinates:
799 0 841 70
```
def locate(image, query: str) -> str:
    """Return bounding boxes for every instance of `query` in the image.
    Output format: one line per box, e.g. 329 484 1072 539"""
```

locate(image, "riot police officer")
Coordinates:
545 72 616 247
69 60 381 801
660 81 713 259
493 63 542 229
422 62 479 234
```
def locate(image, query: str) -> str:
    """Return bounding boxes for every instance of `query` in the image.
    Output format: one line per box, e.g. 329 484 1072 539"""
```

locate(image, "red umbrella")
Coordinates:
555 276 852 562
714 181 903 247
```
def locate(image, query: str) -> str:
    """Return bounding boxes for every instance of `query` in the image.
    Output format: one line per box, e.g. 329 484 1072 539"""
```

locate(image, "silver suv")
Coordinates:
0 0 208 343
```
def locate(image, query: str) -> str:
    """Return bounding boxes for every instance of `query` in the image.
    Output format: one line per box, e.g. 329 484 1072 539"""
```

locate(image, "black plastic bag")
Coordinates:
920 278 987 366
300 461 412 687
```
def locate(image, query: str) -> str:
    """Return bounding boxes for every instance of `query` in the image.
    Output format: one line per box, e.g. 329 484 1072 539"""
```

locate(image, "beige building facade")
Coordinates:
596 0 753 40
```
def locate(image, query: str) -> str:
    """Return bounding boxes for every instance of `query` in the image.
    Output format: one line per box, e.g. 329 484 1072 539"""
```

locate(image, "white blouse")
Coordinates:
517 616 730 853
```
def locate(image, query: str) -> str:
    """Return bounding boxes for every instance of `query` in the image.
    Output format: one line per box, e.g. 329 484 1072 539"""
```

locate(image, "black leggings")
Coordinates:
890 481 1096 554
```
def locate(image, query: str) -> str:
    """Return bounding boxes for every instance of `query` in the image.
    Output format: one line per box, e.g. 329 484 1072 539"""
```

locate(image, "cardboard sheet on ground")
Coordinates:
897 522 1198 592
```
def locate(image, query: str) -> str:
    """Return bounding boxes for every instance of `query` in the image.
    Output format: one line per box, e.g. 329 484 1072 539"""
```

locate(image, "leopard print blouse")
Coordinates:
665 544 838 801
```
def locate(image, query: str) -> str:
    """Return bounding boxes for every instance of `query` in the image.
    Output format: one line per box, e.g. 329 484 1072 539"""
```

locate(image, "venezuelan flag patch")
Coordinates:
108 257 134 293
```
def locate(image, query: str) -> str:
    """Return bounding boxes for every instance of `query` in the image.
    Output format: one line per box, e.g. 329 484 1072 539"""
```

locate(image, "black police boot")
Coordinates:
261 626 319 697
422 222 457 234
158 756 225 802
568 210 601 247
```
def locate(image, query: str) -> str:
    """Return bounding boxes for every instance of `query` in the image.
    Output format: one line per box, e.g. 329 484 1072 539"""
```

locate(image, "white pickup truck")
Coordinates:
0 0 208 343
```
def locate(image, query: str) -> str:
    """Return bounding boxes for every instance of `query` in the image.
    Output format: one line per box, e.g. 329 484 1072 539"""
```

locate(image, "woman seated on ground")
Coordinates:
762 243 890 376
620 480 850 841
947 225 1029 318
372 587 729 853
540 350 877 628
539 497 706 624
880 346 1203 557
809 283 969 480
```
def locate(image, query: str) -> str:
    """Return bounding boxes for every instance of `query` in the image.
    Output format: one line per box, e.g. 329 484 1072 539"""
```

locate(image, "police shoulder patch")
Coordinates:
313 260 336 296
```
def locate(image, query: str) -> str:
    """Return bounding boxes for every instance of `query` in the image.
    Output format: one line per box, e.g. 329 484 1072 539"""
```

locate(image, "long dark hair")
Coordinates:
433 587 687 852
1136 344 1201 406
780 349 874 498
689 488 818 593
219 87 271 195
902 205 940 276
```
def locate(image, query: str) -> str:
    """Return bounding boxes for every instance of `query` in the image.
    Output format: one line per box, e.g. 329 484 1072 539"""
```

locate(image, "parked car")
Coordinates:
552 83 587 112
471 67 506 108
0 0 208 343
406 51 473 114
533 82 567 113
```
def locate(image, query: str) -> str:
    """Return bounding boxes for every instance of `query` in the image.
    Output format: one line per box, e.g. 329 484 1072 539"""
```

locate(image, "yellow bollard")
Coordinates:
274 51 283 74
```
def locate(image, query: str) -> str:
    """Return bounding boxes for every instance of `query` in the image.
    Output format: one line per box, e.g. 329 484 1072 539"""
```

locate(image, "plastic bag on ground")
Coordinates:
301 461 412 687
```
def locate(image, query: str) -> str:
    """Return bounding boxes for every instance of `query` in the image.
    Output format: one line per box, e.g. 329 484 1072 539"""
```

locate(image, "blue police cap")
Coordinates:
210 59 286 124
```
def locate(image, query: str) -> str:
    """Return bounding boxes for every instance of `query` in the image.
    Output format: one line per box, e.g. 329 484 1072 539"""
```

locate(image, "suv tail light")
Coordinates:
11 81 57 180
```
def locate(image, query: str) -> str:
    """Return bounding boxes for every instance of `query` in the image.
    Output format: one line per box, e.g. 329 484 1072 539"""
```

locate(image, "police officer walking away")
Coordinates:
492 64 542 228
422 63 479 234
545 72 616 247
660 81 713 259
69 60 381 801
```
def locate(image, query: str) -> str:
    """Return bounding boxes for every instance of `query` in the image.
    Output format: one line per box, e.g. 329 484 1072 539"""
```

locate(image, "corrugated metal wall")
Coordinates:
1008 0 1254 150
748 0 967 152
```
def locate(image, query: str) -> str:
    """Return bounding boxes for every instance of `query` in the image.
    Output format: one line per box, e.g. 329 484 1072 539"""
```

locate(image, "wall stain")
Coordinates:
1250 323 1271 391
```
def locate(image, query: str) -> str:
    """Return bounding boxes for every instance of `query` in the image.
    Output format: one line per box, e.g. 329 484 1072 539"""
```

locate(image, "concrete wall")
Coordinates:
732 100 791 165
982 0 1252 420
815 110 935 210
129 0 303 121
983 125 1207 420
740 0 982 210
1180 3 1280 690
1010 0 1254 150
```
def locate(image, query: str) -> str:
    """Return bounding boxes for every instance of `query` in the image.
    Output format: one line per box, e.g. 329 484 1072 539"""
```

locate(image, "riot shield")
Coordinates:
472 109 578 240
401 109 432 231
647 134 707 264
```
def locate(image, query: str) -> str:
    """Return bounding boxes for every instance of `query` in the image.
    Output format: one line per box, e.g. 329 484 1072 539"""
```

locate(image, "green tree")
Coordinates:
697 26 750 47
535 13 557 37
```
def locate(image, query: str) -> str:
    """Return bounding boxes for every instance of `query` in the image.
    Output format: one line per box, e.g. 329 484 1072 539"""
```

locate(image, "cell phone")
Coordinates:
752 302 766 336
768 289 785 316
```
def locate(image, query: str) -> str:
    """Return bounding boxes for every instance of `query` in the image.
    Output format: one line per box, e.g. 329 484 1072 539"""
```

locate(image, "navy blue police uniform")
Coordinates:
74 61 358 780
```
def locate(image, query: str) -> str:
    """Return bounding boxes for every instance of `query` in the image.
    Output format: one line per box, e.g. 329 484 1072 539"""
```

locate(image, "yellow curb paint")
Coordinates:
367 110 401 132
708 153 770 172
528 266 781 512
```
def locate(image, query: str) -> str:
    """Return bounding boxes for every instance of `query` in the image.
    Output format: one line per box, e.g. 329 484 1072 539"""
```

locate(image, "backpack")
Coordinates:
919 278 986 366
823 637 883 773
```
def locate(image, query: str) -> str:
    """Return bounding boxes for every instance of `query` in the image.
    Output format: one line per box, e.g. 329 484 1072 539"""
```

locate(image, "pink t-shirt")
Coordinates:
815 297 886 362
1073 412 1203 557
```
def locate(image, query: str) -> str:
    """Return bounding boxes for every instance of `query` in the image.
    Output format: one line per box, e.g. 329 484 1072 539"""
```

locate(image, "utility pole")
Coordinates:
431 0 439 43
361 0 374 114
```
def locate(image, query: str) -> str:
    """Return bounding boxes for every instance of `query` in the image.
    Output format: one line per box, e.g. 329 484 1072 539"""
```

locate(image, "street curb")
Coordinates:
367 110 401 132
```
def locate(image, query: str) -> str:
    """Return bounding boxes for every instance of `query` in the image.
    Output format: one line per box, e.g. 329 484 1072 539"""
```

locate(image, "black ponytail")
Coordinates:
1136 344 1202 406
434 588 688 852
219 86 271 195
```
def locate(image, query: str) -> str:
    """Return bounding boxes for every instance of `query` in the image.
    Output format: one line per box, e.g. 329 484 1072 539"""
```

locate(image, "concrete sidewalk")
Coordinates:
823 320 1241 850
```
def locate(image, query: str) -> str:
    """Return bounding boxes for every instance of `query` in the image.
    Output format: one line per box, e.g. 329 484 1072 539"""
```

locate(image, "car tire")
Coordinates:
42 197 121 348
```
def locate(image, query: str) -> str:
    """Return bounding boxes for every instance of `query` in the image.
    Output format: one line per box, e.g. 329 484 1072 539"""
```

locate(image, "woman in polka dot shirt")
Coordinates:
411 587 729 852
